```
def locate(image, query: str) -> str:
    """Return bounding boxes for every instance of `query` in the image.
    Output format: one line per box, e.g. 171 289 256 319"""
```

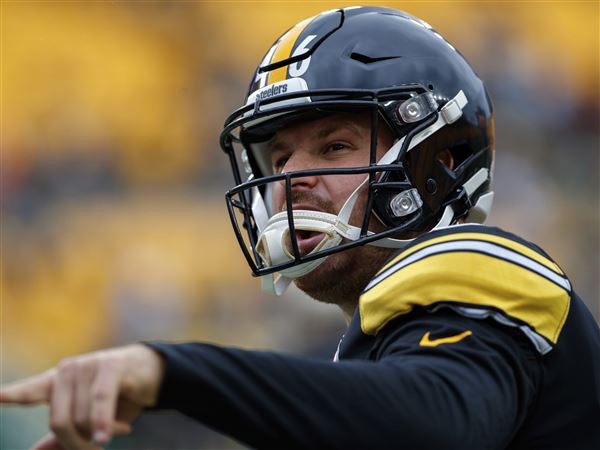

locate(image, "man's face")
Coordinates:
267 112 396 307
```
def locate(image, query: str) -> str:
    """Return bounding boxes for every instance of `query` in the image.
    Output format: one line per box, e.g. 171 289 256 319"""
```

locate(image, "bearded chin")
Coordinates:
293 258 345 304
293 243 394 307
279 183 392 304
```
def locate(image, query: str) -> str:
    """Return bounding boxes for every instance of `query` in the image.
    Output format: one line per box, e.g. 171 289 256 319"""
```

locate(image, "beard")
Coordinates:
294 243 394 310
280 190 395 310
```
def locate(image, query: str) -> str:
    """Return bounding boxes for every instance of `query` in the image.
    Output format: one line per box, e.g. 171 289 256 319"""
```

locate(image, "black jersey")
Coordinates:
148 225 600 449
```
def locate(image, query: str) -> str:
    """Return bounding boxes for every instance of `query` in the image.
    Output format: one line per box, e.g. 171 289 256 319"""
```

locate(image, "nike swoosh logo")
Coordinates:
419 330 472 347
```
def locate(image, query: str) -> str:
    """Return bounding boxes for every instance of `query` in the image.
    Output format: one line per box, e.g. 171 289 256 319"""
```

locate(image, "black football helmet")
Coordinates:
220 6 494 294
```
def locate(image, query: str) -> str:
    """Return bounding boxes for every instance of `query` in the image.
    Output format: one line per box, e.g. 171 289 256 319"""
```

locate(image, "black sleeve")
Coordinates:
145 310 541 450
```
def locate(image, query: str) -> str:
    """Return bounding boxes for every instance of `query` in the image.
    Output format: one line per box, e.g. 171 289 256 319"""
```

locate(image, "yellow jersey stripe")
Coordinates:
378 231 564 276
267 16 315 84
360 251 571 343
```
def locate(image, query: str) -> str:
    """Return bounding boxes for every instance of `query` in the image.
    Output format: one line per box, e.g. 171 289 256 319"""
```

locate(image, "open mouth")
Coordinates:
291 229 326 256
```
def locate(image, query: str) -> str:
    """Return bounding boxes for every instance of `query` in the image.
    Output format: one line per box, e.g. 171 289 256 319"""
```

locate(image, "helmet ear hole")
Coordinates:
447 143 472 169
436 149 454 171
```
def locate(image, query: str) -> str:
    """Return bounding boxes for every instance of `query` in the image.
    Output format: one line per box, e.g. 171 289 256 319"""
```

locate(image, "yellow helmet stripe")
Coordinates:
268 15 316 84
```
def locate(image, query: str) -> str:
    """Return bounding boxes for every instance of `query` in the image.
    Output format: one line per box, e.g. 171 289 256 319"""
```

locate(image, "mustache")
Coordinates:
278 191 337 215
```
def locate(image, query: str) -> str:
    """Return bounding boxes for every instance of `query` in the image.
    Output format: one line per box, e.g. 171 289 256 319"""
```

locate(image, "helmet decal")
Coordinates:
251 9 344 92
267 16 316 84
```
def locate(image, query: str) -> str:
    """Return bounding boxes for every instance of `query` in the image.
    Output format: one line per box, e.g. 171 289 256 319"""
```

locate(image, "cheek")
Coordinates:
271 184 285 212
324 174 367 210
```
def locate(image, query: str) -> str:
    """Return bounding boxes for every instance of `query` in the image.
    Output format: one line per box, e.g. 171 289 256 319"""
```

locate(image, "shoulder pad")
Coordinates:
359 225 571 351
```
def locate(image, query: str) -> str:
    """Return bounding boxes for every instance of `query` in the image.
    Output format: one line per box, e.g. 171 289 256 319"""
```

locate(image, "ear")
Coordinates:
436 149 454 171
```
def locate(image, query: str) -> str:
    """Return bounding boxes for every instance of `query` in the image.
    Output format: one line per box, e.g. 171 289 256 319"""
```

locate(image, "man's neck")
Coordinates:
338 301 358 325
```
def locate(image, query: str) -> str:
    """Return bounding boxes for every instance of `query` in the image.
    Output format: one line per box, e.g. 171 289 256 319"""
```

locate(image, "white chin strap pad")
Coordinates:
256 210 345 276
257 210 345 296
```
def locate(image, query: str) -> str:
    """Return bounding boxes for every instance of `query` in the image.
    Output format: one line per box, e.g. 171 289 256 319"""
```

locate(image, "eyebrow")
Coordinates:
267 121 364 153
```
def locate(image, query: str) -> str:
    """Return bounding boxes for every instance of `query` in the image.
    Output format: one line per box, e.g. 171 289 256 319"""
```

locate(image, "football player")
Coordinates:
2 6 599 450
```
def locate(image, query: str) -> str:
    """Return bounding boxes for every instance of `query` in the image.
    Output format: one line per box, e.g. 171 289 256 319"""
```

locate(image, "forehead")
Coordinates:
272 111 372 142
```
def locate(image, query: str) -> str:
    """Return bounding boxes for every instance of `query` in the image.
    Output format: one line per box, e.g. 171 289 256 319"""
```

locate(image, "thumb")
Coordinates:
30 421 132 450
0 369 55 405
30 433 101 450
30 433 67 450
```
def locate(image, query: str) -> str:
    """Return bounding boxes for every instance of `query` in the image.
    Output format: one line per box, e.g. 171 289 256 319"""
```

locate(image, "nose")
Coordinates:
280 152 319 191
272 152 320 213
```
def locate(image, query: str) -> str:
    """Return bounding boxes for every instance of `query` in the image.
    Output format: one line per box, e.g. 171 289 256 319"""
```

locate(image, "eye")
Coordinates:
272 154 289 173
325 142 349 153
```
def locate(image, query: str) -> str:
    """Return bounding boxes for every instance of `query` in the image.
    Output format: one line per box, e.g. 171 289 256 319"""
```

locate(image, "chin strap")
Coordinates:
256 90 480 296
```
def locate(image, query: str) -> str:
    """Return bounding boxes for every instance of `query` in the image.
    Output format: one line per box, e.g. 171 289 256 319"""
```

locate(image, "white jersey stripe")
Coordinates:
365 240 571 293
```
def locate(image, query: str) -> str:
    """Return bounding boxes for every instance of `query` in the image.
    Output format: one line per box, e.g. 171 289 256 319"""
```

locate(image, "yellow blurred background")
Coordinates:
1 2 598 448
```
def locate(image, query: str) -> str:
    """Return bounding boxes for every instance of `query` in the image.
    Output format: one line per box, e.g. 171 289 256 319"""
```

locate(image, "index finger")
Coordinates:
0 369 55 405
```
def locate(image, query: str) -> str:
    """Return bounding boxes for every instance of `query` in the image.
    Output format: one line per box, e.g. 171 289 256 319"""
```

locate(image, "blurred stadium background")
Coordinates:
1 2 598 448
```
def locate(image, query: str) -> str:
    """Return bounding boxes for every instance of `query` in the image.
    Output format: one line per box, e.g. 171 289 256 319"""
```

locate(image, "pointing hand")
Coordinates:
0 344 164 450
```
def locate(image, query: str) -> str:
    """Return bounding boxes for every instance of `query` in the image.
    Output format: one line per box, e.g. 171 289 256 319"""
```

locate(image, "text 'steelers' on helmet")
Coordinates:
220 6 494 295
